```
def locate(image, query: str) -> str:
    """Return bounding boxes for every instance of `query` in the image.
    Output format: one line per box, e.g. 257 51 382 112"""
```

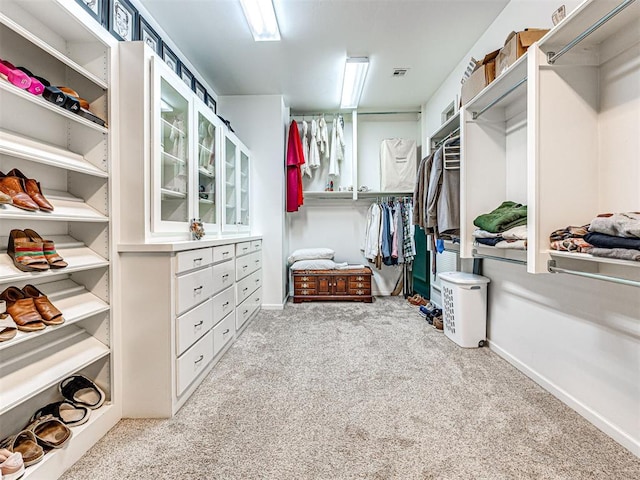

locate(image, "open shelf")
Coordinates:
0 129 108 178
0 190 108 222
0 243 109 284
0 278 110 352
198 167 215 178
0 9 108 90
0 81 108 134
538 0 640 66
430 111 460 145
161 150 186 165
549 250 640 268
0 326 109 414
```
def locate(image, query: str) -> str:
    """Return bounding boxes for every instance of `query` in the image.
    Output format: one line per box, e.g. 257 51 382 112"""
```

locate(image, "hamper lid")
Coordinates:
437 271 490 285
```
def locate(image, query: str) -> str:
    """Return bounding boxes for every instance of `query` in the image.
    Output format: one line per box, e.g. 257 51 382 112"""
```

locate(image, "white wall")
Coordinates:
422 0 639 455
218 95 288 309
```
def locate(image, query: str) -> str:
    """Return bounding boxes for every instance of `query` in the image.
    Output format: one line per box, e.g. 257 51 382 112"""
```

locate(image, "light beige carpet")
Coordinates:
62 298 640 479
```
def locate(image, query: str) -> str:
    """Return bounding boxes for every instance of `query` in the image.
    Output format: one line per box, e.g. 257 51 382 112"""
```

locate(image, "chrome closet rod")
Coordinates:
547 260 640 288
290 111 420 117
547 0 637 64
472 77 527 120
472 249 527 265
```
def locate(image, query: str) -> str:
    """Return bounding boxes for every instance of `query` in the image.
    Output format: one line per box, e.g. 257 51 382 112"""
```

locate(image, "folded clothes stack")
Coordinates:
549 212 640 262
473 201 528 250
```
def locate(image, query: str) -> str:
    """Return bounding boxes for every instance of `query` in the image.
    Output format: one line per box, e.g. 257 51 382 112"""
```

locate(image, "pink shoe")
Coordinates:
0 448 25 480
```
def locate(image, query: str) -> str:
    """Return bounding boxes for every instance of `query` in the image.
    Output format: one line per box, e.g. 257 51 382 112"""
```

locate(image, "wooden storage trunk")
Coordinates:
292 267 373 303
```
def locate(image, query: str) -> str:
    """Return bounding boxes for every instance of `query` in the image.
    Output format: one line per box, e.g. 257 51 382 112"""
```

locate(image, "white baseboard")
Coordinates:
261 303 284 310
489 340 640 458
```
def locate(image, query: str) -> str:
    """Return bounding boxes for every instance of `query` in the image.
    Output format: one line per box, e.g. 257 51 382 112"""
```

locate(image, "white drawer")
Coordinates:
236 288 261 330
235 251 261 281
213 244 235 264
176 330 213 396
212 260 235 294
212 286 235 324
235 241 252 257
250 239 262 252
176 248 213 274
236 269 261 305
176 267 214 315
175 298 214 356
213 313 235 357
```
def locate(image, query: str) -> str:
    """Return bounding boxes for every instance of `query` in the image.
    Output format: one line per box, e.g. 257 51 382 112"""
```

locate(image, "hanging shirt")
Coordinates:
336 116 345 162
318 116 328 160
309 119 320 169
380 138 417 192
364 203 382 261
286 120 305 212
328 118 340 177
300 120 312 178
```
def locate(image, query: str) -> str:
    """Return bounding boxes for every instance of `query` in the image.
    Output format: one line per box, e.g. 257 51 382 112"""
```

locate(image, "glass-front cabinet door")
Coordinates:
223 132 238 231
238 146 250 231
194 103 221 231
151 57 194 234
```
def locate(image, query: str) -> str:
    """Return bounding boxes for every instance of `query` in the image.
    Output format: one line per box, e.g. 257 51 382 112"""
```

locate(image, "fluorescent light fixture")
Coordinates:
340 57 369 109
239 0 281 41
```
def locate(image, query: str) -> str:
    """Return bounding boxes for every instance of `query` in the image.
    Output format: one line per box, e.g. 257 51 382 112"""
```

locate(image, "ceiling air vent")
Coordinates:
392 68 409 77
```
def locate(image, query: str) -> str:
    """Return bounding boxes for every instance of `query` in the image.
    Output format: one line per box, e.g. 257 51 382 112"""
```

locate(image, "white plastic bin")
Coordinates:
437 272 490 348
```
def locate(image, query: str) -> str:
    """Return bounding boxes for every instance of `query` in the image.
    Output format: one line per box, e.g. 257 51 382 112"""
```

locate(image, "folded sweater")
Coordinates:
473 201 527 234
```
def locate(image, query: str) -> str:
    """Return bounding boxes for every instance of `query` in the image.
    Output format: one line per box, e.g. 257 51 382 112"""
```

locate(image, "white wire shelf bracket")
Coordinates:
546 0 637 64
547 259 640 288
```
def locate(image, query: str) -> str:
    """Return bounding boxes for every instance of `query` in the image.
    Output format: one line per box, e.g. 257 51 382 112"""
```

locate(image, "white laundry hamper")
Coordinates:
437 272 490 348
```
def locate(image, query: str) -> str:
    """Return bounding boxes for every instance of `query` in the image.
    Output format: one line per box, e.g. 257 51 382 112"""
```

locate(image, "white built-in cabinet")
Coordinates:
119 42 250 242
119 237 262 418
460 0 639 285
0 1 120 478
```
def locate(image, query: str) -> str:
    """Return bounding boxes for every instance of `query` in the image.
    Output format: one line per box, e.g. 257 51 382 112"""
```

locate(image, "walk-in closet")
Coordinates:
0 0 637 479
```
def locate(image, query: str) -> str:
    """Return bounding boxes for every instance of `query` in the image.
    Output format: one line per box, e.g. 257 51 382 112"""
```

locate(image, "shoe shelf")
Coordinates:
0 130 108 178
0 243 109 284
0 81 108 134
0 3 110 89
0 190 108 222
0 278 110 353
0 326 109 415
198 167 215 178
160 188 187 199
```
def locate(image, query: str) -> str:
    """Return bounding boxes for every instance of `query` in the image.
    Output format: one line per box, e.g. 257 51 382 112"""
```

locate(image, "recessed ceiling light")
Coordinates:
340 57 369 109
239 0 281 41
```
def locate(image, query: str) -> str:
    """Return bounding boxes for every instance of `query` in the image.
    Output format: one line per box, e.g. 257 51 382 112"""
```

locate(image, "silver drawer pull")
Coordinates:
255 279 260 283
194 320 203 327
193 257 203 263
222 251 230 256
243 309 248 314
194 286 203 293
243 287 248 292
223 301 229 307
242 247 248 251
243 265 248 269
255 259 260 263
194 355 204 364
223 328 230 334
222 274 229 279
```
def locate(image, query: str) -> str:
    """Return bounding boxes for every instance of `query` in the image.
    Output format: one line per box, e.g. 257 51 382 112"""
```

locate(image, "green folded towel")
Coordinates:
474 201 528 233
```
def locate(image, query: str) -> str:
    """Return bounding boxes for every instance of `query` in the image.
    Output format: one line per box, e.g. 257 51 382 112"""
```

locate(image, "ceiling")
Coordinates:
139 0 510 112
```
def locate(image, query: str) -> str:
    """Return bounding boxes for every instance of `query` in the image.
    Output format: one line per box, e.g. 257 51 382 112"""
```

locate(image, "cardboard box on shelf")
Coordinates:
460 49 500 105
496 29 550 76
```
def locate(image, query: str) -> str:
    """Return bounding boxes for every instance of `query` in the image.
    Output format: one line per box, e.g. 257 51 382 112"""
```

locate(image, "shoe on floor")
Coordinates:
0 448 25 480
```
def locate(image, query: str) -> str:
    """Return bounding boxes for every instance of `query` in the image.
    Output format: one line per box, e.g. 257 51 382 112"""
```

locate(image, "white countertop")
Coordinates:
118 234 262 253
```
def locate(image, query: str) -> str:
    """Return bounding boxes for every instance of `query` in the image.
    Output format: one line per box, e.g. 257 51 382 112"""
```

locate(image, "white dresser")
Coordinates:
119 236 262 417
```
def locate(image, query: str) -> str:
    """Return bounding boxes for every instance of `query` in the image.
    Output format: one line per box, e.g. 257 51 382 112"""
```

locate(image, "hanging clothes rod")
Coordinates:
547 0 637 64
547 260 640 288
291 110 419 117
472 77 527 120
357 111 421 116
472 249 527 265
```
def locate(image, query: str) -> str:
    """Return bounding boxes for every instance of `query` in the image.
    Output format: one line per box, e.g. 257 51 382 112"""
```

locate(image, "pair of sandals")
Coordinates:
0 285 64 332
0 375 105 469
408 294 428 306
0 299 18 342
7 229 67 272
0 415 71 468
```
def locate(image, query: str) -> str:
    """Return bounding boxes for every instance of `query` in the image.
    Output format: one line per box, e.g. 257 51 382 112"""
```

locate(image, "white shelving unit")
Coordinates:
0 1 119 478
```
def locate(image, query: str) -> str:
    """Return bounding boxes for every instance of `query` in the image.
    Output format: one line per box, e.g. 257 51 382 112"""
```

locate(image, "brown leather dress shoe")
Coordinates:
0 172 39 211
6 168 53 212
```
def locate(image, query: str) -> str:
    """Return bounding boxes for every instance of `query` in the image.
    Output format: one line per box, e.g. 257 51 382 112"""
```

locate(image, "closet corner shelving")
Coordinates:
0 0 120 478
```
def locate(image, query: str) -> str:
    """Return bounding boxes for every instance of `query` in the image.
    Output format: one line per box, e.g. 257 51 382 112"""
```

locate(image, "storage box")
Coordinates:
496 29 549 76
460 49 499 105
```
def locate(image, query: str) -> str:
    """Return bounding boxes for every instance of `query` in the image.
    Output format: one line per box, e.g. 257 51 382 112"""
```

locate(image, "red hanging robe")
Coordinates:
286 120 305 212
